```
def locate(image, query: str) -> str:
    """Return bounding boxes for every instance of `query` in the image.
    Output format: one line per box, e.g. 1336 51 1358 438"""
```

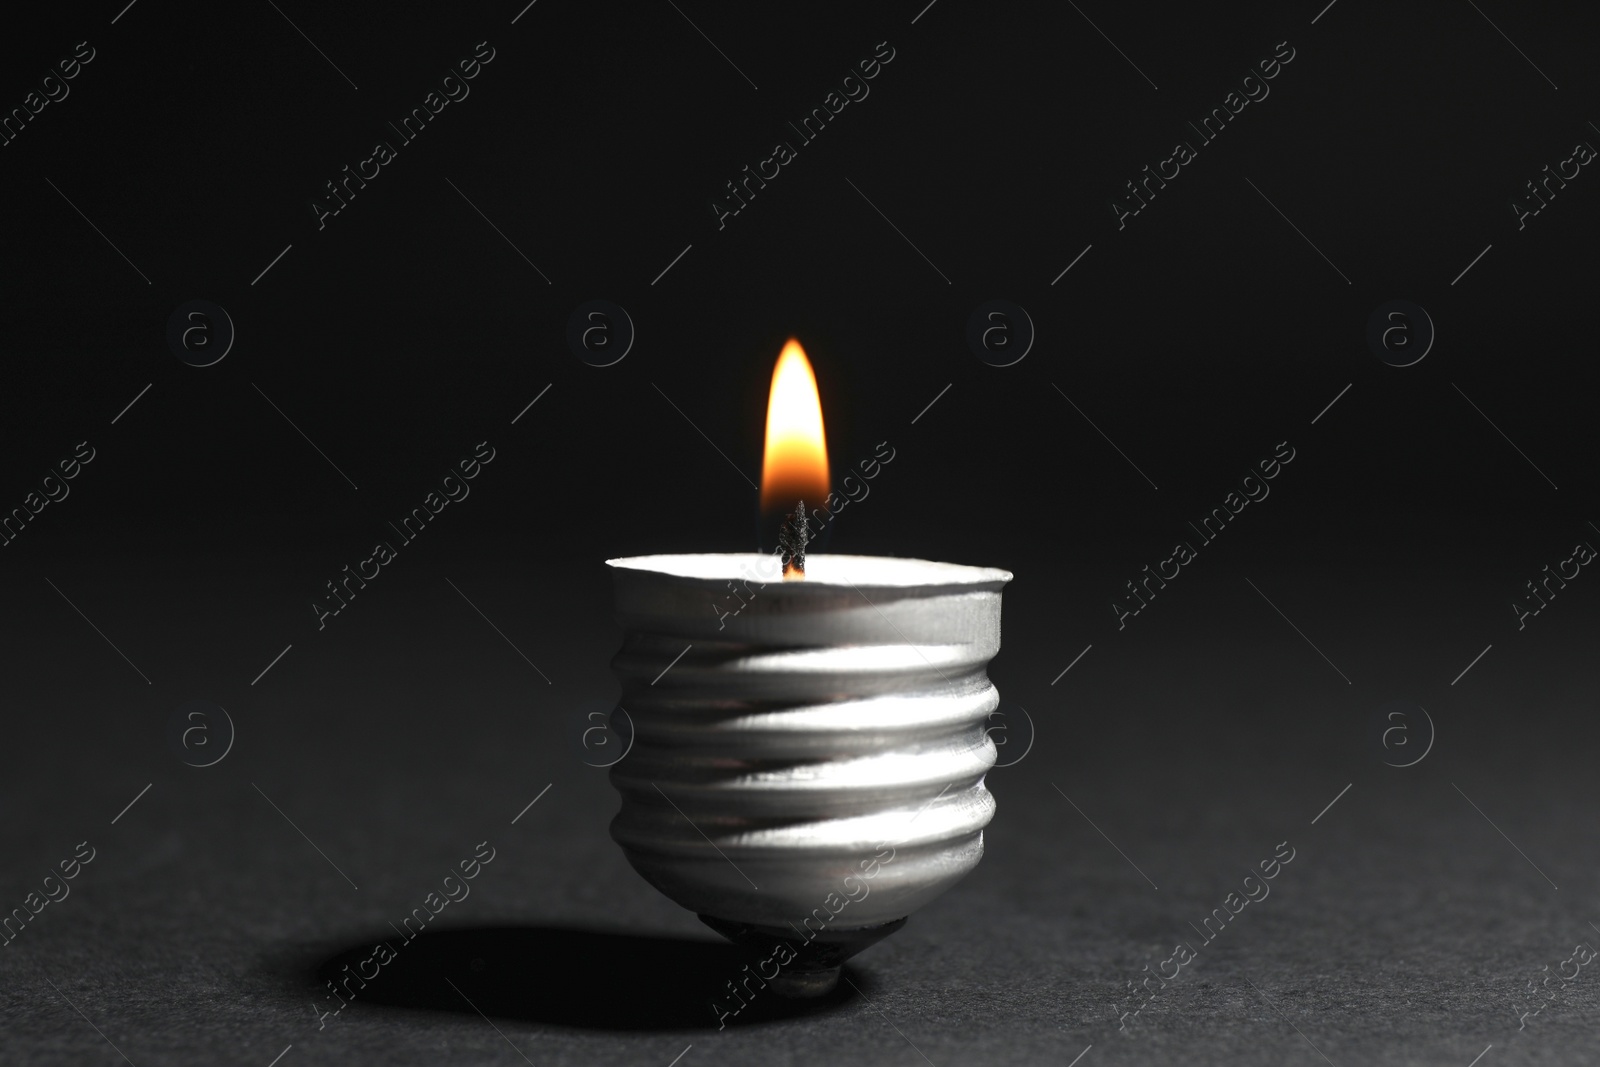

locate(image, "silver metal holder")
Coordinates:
606 553 1011 995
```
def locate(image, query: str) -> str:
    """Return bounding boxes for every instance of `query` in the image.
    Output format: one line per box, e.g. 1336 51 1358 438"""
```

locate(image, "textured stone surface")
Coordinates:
1 551 1596 1065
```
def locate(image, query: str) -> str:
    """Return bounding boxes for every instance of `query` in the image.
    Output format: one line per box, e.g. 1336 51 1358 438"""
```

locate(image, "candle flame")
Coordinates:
761 339 829 579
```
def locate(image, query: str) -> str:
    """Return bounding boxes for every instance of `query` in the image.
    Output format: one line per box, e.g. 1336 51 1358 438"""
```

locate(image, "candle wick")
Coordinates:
778 500 810 580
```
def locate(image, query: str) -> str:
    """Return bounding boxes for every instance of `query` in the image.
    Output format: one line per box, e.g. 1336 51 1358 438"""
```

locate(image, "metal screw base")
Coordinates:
698 914 907 999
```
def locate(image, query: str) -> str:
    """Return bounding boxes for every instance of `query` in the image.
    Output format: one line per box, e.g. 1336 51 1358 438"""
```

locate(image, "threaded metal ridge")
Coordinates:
607 554 1010 928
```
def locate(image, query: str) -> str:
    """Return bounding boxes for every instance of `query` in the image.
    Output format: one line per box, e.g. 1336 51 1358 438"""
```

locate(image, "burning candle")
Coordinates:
606 340 1011 997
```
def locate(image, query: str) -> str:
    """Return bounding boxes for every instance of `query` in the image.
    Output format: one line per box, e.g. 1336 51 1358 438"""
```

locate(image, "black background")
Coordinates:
2 1 1598 1064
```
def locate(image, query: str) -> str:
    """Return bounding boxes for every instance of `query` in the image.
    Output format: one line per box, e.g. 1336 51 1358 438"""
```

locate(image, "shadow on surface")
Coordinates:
307 925 865 1031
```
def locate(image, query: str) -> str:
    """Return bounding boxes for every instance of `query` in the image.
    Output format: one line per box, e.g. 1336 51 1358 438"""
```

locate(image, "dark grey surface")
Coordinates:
2 525 1596 1065
2 0 1598 1061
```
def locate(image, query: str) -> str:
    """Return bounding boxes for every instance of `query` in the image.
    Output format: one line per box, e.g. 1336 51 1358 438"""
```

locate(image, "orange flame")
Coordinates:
760 339 830 516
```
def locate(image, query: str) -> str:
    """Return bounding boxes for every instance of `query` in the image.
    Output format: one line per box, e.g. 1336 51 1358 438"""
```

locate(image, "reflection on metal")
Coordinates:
606 553 1011 932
